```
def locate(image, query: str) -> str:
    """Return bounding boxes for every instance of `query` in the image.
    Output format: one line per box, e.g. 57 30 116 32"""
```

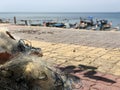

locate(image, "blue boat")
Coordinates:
53 23 65 27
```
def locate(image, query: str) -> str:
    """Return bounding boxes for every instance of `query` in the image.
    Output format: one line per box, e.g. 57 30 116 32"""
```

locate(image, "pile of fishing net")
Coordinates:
0 28 82 90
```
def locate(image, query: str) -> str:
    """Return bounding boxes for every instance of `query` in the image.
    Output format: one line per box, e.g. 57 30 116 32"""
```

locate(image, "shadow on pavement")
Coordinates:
58 64 116 84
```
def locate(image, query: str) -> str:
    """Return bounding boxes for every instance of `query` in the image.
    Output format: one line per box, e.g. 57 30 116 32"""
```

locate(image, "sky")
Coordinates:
0 0 120 12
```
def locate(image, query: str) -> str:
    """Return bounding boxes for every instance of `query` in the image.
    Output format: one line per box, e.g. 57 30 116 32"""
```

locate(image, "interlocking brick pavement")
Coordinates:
2 24 120 90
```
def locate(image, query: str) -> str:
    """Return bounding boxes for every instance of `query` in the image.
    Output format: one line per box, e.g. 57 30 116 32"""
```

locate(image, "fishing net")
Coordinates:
0 29 82 90
0 55 82 90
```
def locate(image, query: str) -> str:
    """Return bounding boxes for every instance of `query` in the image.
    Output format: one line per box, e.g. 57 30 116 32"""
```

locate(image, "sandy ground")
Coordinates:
1 24 120 76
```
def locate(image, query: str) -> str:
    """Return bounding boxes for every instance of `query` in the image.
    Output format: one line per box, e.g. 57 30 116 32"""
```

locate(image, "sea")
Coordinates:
0 12 120 27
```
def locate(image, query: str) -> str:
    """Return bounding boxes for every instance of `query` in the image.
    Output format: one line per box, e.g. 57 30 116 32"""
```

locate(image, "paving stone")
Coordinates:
96 74 116 85
92 83 120 90
74 56 85 61
97 66 112 74
116 61 120 66
107 58 119 64
100 55 111 60
92 58 106 65
113 82 120 88
81 80 95 90
103 74 117 81
110 65 120 76
116 78 120 84
75 70 90 76
76 74 97 82
8 25 120 89
90 88 99 90
79 58 94 65
94 71 105 77
109 56 120 61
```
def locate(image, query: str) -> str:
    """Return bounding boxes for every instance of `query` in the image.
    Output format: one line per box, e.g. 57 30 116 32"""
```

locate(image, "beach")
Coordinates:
1 24 120 89
1 0 120 89
1 24 120 76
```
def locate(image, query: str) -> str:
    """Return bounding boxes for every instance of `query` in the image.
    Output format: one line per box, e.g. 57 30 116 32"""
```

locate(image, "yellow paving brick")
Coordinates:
100 55 111 60
91 58 107 67
29 40 120 76
116 61 120 66
110 65 120 76
109 56 120 61
78 58 93 65
74 56 85 61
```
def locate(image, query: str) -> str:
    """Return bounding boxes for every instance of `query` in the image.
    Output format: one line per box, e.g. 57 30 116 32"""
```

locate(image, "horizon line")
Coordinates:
0 11 119 13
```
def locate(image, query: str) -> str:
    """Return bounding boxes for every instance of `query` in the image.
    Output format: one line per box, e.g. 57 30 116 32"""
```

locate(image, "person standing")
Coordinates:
109 21 112 27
